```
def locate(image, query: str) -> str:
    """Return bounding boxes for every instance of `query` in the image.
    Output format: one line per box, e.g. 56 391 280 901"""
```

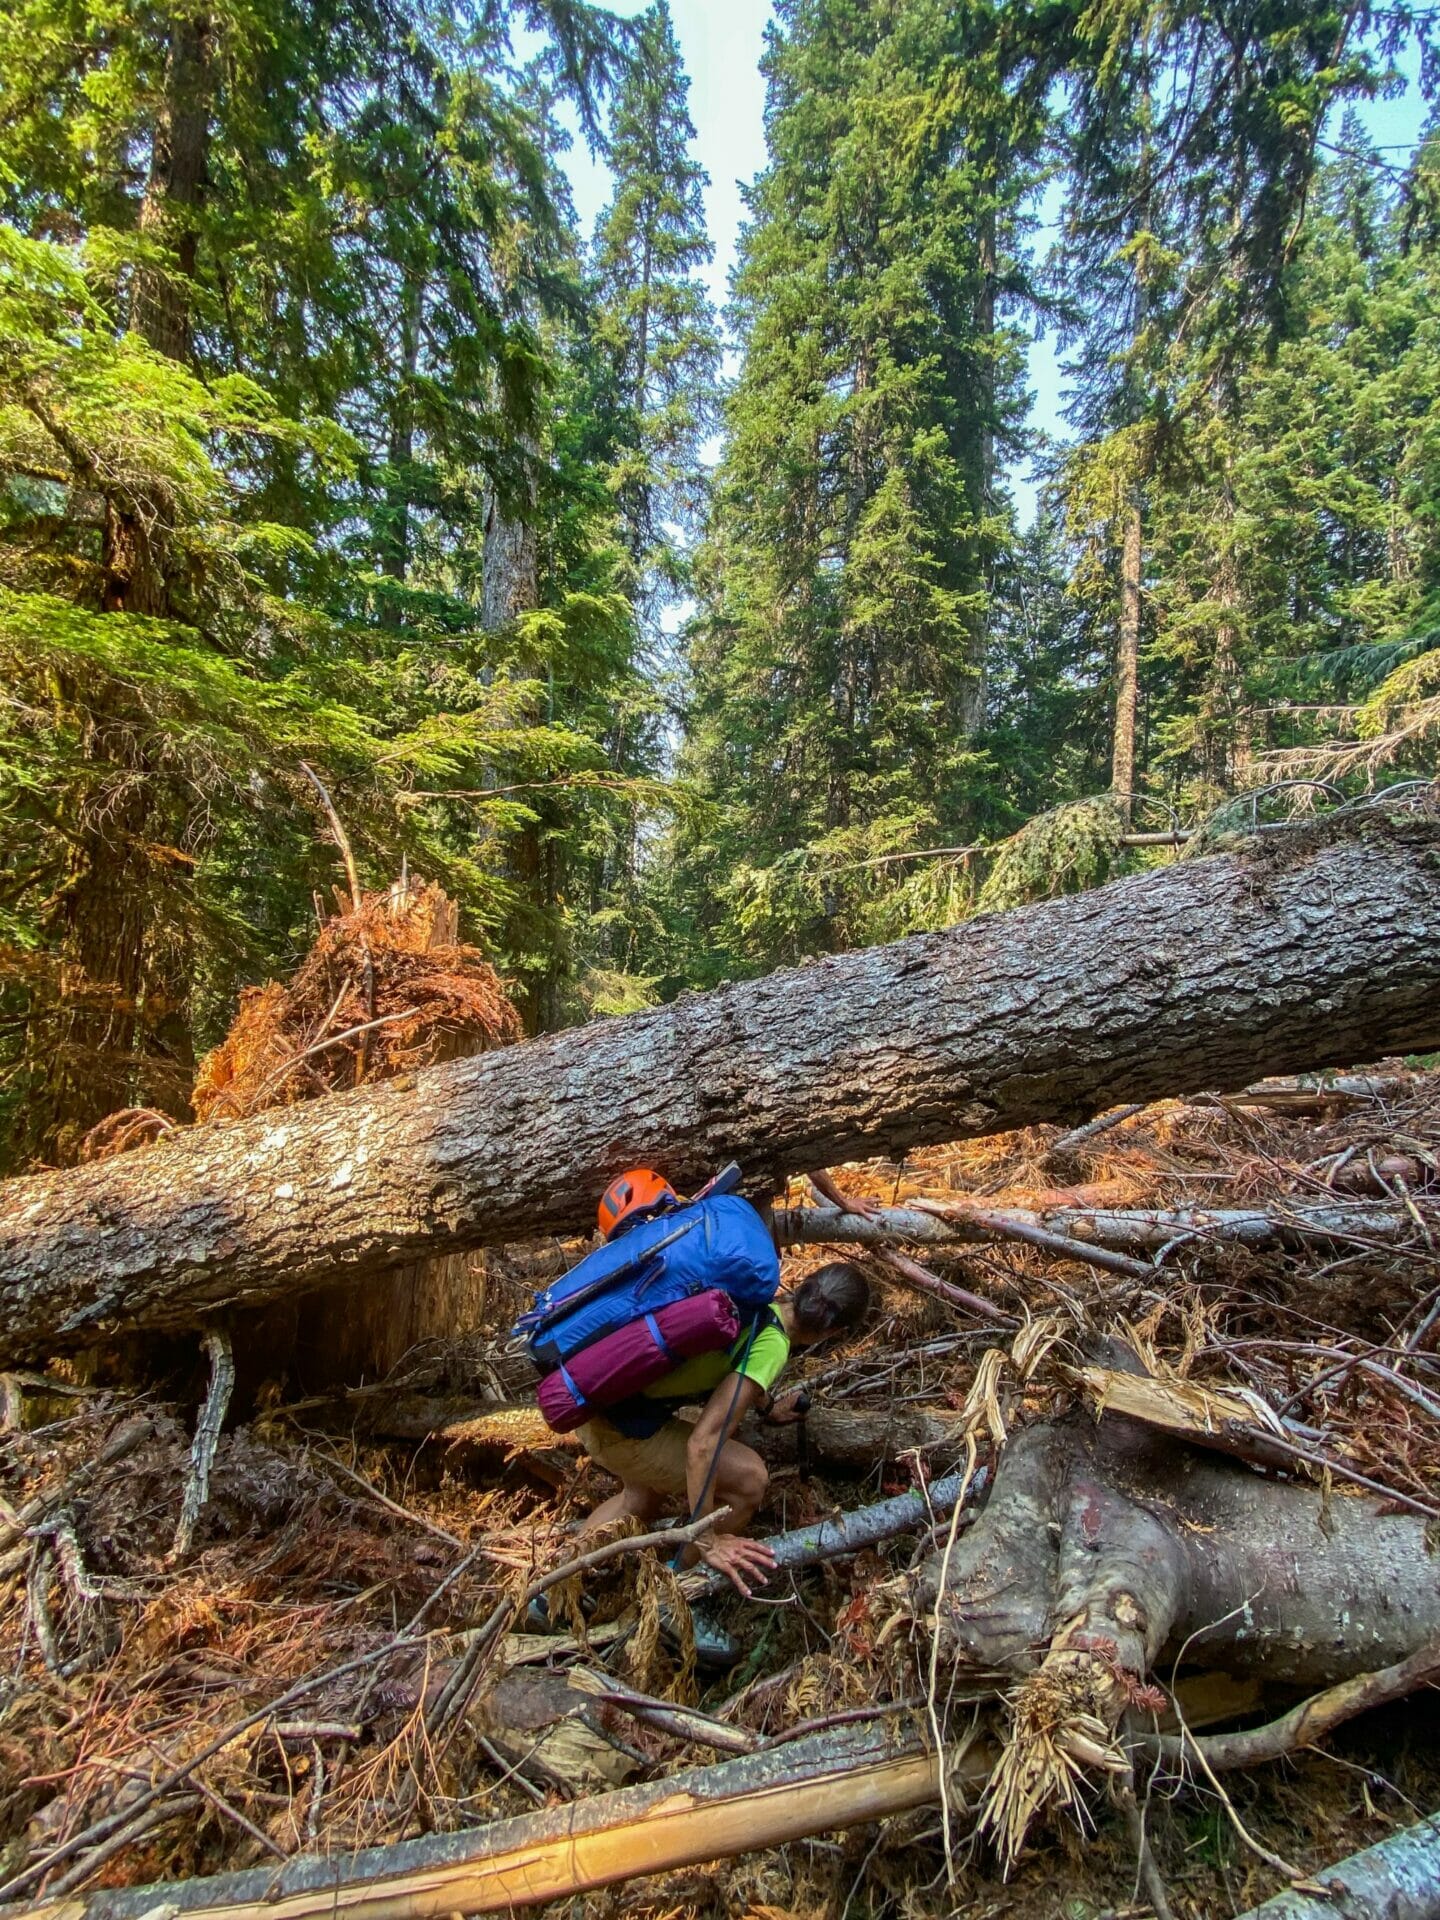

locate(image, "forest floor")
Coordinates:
3 1067 1440 1918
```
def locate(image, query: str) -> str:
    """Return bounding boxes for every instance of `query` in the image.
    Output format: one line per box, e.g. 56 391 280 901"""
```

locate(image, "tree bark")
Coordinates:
132 10 212 364
1233 1814 1440 1920
378 269 422 610
4 815 1440 1361
1111 489 1143 824
8 1723 985 1920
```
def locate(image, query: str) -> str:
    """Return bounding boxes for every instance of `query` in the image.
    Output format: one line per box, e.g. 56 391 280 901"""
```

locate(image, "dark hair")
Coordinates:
792 1261 870 1340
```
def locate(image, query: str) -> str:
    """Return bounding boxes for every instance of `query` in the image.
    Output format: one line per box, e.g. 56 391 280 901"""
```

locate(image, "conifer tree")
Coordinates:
0 0 636 1163
592 0 720 616
678 0 1043 975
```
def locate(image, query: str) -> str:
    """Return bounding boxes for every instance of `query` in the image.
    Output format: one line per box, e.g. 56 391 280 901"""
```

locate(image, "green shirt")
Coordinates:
604 1310 791 1439
641 1311 791 1403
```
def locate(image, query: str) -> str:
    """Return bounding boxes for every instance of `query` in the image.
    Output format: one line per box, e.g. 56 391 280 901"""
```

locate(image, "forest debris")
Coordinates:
1074 1363 1440 1518
1137 1636 1440 1773
190 878 519 1122
6 1724 991 1920
781 1196 1434 1261
6 1063 1440 1911
870 1245 1016 1324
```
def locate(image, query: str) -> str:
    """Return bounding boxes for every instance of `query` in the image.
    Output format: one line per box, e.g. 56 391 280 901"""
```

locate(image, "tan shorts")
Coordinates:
577 1414 693 1497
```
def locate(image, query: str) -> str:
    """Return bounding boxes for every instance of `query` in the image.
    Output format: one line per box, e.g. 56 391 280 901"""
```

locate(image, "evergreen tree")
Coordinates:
677 0 1043 976
0 0 638 1163
592 0 720 617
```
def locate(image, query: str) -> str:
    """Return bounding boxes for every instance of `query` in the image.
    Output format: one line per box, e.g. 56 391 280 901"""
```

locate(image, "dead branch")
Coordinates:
7 1724 994 1920
0 1417 154 1565
688 1465 990 1600
170 1328 235 1560
1044 1103 1145 1163
1137 1637 1440 1773
778 1198 1432 1264
871 1246 1017 1324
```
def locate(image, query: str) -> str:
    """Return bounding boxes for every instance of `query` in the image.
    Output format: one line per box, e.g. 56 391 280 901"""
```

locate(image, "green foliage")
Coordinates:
670 0 1047 977
977 796 1126 911
0 0 669 1165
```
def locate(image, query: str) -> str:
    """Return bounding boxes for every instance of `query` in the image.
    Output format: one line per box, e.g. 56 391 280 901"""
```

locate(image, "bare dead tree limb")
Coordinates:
170 1328 235 1561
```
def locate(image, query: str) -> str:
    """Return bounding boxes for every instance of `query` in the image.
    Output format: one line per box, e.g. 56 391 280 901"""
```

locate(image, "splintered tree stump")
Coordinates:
5 815 1440 1361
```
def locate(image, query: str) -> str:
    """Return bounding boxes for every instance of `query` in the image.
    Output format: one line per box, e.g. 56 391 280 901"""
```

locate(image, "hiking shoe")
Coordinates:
687 1609 741 1667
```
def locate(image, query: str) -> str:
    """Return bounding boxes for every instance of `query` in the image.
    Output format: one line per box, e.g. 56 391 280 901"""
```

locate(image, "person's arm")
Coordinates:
685 1372 776 1596
809 1168 881 1218
686 1371 766 1519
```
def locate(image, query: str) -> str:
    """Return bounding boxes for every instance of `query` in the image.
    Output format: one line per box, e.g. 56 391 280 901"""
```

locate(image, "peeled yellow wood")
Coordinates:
14 1725 988 1920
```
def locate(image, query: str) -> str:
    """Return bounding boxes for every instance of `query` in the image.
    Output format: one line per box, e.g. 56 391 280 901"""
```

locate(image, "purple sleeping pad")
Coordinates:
536 1288 741 1432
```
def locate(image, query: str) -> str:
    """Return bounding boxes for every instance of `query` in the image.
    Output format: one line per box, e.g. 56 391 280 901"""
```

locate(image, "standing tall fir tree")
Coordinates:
677 0 1043 974
592 0 720 634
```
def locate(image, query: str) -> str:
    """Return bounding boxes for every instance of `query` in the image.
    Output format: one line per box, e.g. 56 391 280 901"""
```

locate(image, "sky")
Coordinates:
557 1 1433 521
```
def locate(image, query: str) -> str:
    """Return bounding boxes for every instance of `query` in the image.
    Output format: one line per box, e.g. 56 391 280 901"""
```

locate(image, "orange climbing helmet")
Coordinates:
598 1168 677 1240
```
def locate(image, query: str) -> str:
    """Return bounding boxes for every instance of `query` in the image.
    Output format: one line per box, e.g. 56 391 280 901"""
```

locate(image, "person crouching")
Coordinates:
575 1260 870 1595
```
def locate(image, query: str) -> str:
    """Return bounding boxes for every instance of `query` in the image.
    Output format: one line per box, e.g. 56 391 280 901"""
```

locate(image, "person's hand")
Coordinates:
698 1531 777 1598
834 1188 881 1218
765 1390 808 1426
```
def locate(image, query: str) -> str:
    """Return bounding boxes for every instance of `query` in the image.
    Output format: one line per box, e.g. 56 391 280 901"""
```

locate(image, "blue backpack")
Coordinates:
513 1193 780 1373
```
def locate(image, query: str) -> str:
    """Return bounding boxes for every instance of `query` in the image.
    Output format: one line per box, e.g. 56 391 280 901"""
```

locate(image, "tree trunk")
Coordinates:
1111 489 1142 824
132 11 212 362
4 815 1440 1361
11 1723 985 1920
481 442 555 1032
481 463 539 635
21 10 212 1165
918 1412 1440 1691
378 269 422 611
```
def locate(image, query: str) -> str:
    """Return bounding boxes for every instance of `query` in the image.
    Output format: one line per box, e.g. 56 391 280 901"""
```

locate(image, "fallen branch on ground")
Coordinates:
778 1197 1435 1265
5 1723 994 1920
1137 1637 1440 1773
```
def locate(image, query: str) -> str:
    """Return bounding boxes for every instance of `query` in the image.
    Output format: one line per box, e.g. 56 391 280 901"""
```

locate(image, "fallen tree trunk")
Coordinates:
7 1723 990 1920
911 1397 1440 1865
1234 1813 1440 1919
5 815 1440 1362
779 1198 1430 1263
919 1411 1440 1692
349 1395 964 1474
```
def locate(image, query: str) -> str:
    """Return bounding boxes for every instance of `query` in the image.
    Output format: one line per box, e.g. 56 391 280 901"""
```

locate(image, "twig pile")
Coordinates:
190 878 521 1122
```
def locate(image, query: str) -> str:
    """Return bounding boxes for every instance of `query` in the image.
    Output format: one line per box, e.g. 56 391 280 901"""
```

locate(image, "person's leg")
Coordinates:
579 1479 665 1534
574 1417 690 1534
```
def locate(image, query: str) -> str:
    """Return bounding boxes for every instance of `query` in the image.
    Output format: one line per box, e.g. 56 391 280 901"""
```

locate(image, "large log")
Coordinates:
7 1723 986 1920
5 815 1440 1362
